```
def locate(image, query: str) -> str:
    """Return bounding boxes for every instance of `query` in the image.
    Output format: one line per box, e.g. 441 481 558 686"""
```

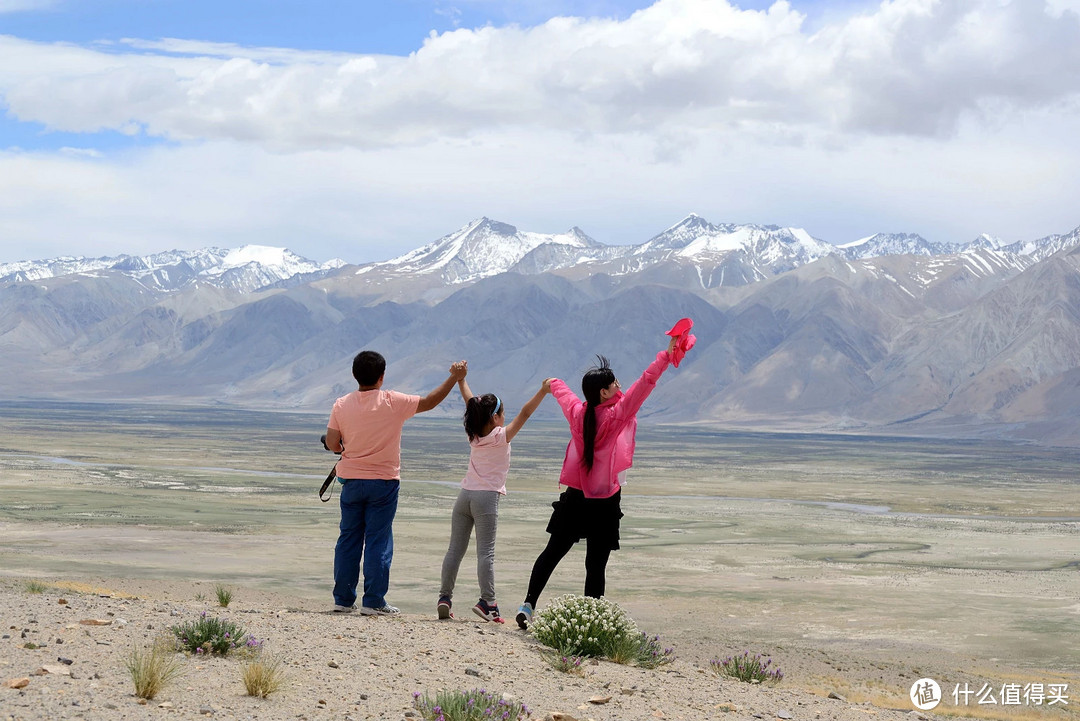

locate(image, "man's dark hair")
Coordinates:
352 350 386 387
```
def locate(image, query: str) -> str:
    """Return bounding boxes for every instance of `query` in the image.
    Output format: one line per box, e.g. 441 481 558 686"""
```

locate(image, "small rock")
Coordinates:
589 658 599 666
137 698 148 705
359 694 369 700
620 688 635 696
78 619 112 626
198 705 216 715
159 702 174 709
545 714 579 721
404 712 417 718
57 657 74 665
588 696 611 705
57 599 68 605
778 711 794 720
35 665 71 677
501 692 518 704
55 638 63 644
328 661 340 668
104 702 118 710
115 619 128 627
5 678 30 689
318 699 327 706
827 692 846 702
465 667 483 678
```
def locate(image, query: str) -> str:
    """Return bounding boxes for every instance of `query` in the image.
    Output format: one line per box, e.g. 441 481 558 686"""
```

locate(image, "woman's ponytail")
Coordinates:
463 393 501 441
580 355 615 471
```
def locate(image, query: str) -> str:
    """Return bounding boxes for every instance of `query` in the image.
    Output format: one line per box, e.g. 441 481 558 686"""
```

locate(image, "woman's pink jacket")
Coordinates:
550 350 671 499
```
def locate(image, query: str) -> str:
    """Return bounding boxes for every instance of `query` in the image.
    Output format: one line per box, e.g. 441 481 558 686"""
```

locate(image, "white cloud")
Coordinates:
1 0 1078 151
0 0 57 12
1 106 1078 265
1 0 1079 265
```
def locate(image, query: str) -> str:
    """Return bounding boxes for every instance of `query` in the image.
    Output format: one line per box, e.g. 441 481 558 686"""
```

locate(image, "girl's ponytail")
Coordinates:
580 355 615 471
463 393 501 441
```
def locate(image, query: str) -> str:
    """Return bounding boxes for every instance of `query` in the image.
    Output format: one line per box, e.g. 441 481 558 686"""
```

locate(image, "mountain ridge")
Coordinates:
4 215 1080 445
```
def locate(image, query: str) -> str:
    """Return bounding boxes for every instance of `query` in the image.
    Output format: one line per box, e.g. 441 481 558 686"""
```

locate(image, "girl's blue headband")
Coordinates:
492 396 502 417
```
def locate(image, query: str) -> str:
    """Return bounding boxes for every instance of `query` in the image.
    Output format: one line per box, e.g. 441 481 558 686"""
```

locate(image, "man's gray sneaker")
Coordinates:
332 605 356 613
360 604 400 616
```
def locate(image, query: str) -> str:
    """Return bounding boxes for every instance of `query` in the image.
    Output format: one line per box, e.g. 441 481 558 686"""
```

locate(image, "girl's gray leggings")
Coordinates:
440 489 500 604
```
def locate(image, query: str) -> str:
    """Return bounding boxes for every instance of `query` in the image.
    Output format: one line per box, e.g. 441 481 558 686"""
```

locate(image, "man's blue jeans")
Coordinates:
333 478 399 609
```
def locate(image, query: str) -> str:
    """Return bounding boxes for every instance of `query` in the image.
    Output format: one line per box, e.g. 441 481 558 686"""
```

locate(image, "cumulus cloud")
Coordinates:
1 0 1078 151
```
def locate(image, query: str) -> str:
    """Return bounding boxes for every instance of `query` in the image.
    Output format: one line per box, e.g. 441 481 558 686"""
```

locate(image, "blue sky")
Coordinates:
2 0 1079 265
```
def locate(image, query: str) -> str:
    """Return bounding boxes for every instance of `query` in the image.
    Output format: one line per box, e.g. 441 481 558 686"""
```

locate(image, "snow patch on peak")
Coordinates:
221 245 290 269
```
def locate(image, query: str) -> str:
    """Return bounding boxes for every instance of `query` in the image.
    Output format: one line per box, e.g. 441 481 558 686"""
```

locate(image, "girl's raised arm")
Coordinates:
457 375 474 403
613 336 678 421
505 378 552 442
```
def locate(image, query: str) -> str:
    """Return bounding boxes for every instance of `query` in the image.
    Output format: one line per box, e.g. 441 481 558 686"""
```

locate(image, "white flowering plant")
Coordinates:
529 594 639 658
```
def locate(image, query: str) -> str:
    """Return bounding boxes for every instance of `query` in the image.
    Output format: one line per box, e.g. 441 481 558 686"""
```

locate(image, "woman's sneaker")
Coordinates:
437 596 453 620
473 599 503 623
359 604 400 616
515 602 533 629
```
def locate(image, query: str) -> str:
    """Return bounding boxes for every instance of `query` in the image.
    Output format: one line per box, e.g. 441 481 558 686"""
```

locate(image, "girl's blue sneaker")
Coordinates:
515 602 533 629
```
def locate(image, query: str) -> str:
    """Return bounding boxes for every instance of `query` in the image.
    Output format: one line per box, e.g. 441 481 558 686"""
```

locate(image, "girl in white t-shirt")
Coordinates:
437 375 551 622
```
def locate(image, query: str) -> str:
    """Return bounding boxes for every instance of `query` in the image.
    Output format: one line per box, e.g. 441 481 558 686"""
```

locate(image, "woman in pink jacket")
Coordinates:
515 334 682 629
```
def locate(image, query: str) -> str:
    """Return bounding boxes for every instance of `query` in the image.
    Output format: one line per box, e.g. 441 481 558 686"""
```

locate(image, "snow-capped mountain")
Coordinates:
597 214 840 288
7 215 1080 444
969 225 1080 262
839 232 953 259
359 217 611 283
636 214 833 261
0 246 346 293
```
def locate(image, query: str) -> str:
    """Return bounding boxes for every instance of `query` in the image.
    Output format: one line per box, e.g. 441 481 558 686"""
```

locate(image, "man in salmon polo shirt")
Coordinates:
324 350 468 615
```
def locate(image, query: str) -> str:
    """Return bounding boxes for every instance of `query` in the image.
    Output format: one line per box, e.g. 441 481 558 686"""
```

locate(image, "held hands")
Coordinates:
449 360 468 381
667 336 678 354
541 378 553 394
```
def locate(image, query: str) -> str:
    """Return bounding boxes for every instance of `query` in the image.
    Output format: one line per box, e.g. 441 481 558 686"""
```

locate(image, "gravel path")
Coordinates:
0 579 943 721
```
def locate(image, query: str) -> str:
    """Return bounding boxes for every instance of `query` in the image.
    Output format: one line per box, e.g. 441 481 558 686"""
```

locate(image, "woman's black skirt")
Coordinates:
545 487 624 551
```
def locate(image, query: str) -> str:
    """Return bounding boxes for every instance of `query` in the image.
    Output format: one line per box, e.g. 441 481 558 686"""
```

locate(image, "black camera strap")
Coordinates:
319 465 338 503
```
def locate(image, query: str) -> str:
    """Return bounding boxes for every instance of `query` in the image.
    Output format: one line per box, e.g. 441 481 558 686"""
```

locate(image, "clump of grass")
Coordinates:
241 653 286 698
215 584 233 608
24 580 48 594
171 612 251 656
539 650 586 676
710 651 783 684
194 592 206 602
124 640 184 700
604 631 675 669
412 688 530 721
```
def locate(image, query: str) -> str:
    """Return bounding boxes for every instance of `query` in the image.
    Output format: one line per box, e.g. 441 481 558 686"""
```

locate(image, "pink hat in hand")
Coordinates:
666 318 696 368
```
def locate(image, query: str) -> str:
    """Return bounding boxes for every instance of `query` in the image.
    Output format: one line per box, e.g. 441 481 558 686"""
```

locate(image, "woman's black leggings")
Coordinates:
524 533 612 606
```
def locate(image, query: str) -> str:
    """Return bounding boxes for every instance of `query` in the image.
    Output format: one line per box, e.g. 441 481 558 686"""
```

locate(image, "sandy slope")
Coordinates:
0 579 936 721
